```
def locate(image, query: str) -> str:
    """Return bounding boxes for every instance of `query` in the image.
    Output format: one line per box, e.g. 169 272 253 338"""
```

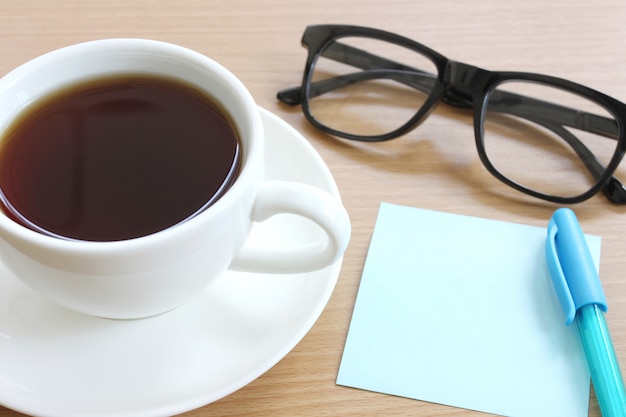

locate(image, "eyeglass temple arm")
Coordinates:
277 69 434 106
488 90 619 139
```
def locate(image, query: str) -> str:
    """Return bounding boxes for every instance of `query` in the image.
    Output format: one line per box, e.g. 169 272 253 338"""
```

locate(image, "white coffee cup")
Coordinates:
0 39 351 319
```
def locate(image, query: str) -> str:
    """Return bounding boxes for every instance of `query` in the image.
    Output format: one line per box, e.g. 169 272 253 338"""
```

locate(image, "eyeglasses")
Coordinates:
277 24 626 205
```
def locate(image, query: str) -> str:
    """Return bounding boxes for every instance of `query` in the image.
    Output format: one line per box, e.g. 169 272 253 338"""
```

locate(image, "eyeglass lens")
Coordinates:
306 34 623 201
308 36 438 137
483 80 620 199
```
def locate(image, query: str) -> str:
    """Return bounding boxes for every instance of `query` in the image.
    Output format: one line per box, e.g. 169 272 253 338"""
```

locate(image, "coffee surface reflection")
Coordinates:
0 75 241 241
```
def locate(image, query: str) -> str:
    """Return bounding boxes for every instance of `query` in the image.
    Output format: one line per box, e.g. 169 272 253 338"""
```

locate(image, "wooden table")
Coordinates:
1 1 625 416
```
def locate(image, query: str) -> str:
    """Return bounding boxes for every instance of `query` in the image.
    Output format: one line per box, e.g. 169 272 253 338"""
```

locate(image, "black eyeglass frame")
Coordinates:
277 24 626 205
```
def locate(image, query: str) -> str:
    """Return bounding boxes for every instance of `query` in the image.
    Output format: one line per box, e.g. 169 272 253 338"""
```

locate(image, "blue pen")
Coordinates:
546 208 626 417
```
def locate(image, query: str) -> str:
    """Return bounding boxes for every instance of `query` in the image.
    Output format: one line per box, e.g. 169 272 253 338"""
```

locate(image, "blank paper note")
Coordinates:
337 203 598 417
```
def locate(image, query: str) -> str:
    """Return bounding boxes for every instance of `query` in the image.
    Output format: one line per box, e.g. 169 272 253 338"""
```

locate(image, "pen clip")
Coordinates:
545 208 607 326
546 220 577 325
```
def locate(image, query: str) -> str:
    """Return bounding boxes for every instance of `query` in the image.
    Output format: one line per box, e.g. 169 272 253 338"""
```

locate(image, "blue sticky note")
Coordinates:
337 203 596 417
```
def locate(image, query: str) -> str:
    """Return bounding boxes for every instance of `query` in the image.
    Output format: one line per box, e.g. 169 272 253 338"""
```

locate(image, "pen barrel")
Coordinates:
577 304 626 417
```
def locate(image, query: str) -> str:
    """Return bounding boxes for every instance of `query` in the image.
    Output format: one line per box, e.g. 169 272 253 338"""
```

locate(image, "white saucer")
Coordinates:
0 108 344 417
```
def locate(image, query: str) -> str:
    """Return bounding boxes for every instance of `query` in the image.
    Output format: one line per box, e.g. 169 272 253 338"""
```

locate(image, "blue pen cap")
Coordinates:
546 208 607 325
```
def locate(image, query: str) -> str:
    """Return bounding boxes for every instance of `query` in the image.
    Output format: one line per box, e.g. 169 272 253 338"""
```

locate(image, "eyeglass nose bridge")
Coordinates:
441 61 492 109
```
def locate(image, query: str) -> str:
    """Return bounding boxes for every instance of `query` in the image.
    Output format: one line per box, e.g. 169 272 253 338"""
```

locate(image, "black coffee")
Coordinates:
0 75 241 241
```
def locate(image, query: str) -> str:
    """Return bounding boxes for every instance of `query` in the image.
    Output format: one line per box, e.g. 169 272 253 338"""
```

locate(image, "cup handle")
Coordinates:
228 181 351 274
